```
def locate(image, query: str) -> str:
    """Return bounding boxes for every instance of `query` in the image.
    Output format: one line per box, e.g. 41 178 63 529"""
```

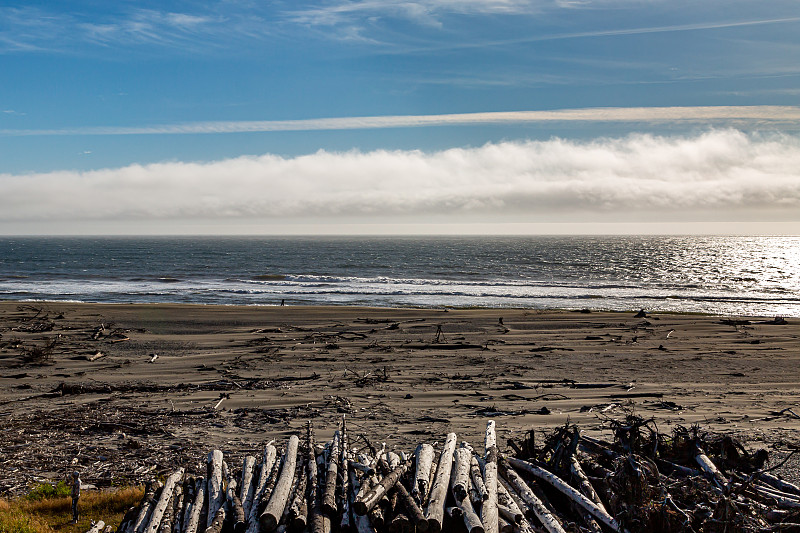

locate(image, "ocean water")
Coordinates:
0 236 799 317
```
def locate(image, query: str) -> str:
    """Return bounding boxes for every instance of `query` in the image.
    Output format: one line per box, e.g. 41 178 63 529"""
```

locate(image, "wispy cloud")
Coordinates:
2 130 799 228
2 106 799 137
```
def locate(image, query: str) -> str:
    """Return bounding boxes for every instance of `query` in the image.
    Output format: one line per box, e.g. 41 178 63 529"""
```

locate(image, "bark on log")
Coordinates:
324 431 341 516
354 461 409 515
470 456 489 502
206 450 225 529
425 432 457 533
240 456 257 519
205 505 226 533
145 468 184 533
456 486 484 533
499 462 565 533
133 481 162 533
506 458 623 533
182 478 205 533
261 435 301 532
279 455 305 530
246 453 282 533
498 478 531 521
414 444 435 504
482 421 499 533
228 473 246 533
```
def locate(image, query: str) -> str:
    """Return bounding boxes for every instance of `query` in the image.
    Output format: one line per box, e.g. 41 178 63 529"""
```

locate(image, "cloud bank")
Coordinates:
2 130 799 231
3 106 800 137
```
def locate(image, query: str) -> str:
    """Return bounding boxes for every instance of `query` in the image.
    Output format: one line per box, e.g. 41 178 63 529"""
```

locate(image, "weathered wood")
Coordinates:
349 465 376 533
246 452 282 533
182 477 205 533
240 456 257 519
497 504 522 525
228 470 246 533
451 448 472 502
498 515 513 533
85 351 105 362
171 480 186 533
354 460 409 515
694 445 727 488
499 461 566 533
482 421 499 533
145 468 184 533
158 477 182 533
339 417 351 532
506 457 624 533
206 450 225 529
568 455 606 513
86 520 106 533
425 432 457 533
393 477 429 532
414 444 435 504
498 478 530 521
324 430 341 516
312 451 331 533
759 471 800 496
260 435 301 532
205 505 226 533
470 456 489 501
132 481 162 533
278 455 305 531
288 459 309 531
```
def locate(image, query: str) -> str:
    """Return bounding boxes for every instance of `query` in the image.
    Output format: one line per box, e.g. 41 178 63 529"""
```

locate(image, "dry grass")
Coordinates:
0 486 143 533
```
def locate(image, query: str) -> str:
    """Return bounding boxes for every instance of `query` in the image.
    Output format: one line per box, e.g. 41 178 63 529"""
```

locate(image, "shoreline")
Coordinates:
2 300 799 494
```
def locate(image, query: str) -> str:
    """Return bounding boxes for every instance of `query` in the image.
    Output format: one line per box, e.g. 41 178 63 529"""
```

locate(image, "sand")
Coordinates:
1 301 799 494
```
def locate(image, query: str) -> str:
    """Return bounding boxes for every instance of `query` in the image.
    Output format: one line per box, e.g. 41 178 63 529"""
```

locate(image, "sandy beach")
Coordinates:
1 301 799 495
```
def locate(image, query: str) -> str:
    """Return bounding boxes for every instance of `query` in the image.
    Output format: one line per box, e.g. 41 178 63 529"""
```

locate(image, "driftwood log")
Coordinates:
260 435 300 532
424 432 457 533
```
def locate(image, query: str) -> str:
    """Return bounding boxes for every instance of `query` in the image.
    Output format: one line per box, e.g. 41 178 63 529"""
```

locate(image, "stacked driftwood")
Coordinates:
114 417 800 533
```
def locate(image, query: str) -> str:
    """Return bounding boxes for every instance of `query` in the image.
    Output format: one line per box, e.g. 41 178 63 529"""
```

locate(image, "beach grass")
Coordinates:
0 486 143 533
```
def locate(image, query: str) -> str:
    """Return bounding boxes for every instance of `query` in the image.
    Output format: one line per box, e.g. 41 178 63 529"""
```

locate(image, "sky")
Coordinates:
1 0 799 235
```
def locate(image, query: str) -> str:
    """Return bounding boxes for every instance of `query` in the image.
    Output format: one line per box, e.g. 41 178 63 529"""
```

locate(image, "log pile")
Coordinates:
114 417 800 533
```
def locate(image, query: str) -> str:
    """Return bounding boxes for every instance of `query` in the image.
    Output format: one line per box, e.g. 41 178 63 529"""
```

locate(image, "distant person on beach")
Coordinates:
281 299 285 306
70 471 81 523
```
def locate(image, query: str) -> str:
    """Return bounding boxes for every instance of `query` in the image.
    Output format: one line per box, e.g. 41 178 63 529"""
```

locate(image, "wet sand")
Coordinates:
1 301 799 493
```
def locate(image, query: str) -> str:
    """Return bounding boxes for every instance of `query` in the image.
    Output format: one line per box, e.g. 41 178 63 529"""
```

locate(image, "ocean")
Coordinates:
1 236 798 317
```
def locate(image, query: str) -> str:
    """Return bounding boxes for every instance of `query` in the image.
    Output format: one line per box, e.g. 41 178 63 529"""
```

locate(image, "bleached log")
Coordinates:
470 456 489 501
228 472 246 533
499 462 565 533
206 450 225 529
158 477 182 533
246 455 282 533
425 432 457 533
568 456 606 513
498 478 531 521
414 444 435 504
393 477 428 532
240 456 257 519
759 471 800 496
313 451 332 533
354 460 409 515
85 351 105 362
694 445 727 488
86 520 106 533
324 431 341 516
182 477 205 533
260 435 301 532
145 468 184 533
288 458 309 531
498 515 513 533
205 505 226 533
482 420 499 533
132 481 163 533
451 448 473 501
498 504 522 525
350 472 376 533
506 458 623 533
171 480 186 533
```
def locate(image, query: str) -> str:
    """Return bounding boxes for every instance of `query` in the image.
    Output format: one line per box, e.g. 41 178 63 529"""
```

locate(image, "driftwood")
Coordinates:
414 443 435 504
288 458 309 530
240 456 257 520
132 480 163 533
144 468 183 533
323 430 340 516
482 420 499 533
425 432 457 533
86 521 106 533
392 476 428 531
452 448 484 533
182 477 205 533
260 435 300 532
499 461 565 533
505 457 621 533
207 451 225 529
354 460 408 515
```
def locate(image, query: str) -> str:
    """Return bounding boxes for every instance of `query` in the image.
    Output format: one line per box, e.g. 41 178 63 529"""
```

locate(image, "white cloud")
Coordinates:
3 106 799 137
1 130 799 232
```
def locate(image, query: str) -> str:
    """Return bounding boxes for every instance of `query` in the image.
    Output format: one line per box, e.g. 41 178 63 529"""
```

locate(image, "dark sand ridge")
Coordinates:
1 301 798 495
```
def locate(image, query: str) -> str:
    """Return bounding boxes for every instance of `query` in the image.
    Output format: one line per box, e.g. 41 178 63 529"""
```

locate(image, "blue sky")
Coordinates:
1 0 800 234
